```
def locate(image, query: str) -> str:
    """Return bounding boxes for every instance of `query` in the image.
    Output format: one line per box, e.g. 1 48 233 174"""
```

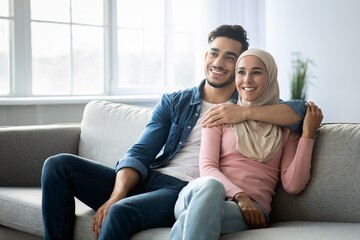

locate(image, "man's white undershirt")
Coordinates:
155 101 214 182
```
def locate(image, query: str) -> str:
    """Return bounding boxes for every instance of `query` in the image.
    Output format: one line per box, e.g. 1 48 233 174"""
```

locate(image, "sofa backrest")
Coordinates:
79 100 153 168
79 101 360 223
271 123 360 223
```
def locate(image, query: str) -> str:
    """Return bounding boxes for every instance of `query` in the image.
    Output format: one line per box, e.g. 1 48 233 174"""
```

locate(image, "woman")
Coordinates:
169 48 323 239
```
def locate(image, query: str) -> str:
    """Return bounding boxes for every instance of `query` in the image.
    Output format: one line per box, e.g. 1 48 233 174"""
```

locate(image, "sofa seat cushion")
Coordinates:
221 221 360 240
1 191 360 240
131 221 360 240
0 188 43 237
0 225 42 240
0 188 96 240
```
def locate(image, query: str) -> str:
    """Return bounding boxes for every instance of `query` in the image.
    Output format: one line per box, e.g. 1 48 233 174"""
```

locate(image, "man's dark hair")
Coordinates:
208 25 249 52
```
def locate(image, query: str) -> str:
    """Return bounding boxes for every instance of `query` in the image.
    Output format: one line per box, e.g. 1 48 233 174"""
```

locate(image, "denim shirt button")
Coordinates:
187 126 191 129
179 142 183 145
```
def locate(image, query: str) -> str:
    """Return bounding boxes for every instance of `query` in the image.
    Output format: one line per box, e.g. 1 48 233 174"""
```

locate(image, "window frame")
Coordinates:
12 0 32 97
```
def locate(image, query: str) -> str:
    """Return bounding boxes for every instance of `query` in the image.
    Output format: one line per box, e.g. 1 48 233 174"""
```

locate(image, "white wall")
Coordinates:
0 104 85 126
0 98 158 126
265 0 360 123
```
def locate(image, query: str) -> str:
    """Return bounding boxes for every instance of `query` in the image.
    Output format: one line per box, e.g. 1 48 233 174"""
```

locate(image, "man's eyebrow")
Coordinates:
209 47 219 52
226 51 238 58
209 48 238 58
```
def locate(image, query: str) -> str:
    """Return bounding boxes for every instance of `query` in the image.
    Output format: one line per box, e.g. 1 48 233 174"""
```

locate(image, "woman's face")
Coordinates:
236 55 268 102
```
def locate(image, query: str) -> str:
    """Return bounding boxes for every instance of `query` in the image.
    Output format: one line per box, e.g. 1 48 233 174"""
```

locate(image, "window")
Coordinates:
0 0 262 98
31 0 104 95
115 0 202 94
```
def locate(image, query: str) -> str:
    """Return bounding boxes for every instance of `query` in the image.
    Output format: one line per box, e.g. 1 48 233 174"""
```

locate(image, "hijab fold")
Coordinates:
230 48 282 162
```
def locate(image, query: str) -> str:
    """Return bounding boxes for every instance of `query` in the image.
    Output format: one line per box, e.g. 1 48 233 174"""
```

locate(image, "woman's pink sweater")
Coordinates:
199 124 314 214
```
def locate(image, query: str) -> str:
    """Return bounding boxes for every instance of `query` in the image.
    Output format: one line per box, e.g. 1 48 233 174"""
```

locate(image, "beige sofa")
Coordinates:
1 100 359 240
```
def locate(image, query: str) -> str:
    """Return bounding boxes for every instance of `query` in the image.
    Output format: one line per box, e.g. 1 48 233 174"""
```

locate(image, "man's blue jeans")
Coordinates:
41 153 187 240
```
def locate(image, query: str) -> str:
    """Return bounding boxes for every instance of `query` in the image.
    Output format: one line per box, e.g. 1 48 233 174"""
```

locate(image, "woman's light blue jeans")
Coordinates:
41 153 187 240
169 177 269 240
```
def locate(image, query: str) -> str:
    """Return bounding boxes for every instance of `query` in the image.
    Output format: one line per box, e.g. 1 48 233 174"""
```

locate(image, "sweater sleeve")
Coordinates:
280 131 314 194
199 125 244 198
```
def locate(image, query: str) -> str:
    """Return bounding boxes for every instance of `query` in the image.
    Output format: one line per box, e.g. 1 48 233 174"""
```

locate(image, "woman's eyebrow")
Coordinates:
237 66 264 70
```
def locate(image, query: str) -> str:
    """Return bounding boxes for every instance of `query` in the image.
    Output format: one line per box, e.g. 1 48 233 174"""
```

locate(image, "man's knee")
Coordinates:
43 153 75 168
103 201 136 234
42 153 78 181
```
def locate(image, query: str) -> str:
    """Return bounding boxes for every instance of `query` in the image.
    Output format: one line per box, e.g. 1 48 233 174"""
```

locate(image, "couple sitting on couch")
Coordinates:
41 24 322 240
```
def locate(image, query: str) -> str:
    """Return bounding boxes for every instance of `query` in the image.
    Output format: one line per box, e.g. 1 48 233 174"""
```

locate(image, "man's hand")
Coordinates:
233 192 267 229
92 198 118 239
302 101 323 139
201 103 246 128
91 168 140 239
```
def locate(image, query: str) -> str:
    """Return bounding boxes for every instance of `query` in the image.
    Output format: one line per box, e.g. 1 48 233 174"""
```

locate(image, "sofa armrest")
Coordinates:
0 124 81 187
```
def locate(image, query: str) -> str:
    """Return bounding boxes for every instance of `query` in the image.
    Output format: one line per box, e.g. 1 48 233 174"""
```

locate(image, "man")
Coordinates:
41 25 306 240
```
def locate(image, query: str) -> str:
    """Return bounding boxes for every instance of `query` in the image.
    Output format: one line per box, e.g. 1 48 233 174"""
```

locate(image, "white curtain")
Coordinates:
200 0 264 48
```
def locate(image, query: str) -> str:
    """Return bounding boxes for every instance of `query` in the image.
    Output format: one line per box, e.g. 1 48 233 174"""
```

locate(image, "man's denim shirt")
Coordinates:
115 79 306 181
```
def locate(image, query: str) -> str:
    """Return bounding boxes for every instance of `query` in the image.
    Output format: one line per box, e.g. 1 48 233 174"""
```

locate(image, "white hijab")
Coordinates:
231 48 282 162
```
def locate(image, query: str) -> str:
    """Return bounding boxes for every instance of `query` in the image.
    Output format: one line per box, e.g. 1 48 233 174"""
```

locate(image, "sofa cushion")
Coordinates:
79 100 153 167
0 225 42 240
131 221 360 240
271 123 360 223
0 188 43 237
2 188 359 240
220 221 360 240
0 188 96 240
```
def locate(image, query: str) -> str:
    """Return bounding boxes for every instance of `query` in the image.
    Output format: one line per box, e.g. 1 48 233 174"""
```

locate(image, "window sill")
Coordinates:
0 95 161 106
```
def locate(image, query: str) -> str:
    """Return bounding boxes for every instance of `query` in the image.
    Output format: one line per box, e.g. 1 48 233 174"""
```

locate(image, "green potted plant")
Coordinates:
290 52 315 100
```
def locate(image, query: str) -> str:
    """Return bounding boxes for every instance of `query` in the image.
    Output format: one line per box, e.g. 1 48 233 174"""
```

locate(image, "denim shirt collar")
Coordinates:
190 79 239 105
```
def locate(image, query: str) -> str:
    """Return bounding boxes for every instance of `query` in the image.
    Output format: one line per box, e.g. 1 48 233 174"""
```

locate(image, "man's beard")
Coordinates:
206 76 235 88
